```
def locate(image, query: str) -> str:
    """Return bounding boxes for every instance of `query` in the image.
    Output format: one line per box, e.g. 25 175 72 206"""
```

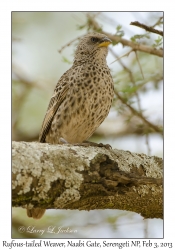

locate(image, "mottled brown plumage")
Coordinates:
27 32 114 219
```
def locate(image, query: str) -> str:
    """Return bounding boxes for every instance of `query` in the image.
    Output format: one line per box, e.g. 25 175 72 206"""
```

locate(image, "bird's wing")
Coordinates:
39 73 70 142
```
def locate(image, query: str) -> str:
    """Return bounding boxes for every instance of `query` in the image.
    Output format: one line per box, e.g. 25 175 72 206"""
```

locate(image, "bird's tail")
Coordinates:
27 207 46 219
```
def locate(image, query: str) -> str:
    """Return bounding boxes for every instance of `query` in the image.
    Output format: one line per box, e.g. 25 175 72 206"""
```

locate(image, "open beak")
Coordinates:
98 37 112 47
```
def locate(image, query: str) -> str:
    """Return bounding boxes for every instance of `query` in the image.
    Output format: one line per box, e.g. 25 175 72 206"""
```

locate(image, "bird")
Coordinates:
27 32 114 219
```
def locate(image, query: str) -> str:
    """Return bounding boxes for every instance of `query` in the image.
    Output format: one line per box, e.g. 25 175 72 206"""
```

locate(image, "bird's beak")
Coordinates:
98 37 112 47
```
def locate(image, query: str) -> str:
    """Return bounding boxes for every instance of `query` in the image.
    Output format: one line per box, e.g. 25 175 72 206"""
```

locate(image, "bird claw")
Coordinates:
72 141 112 149
58 138 112 149
59 137 69 144
97 143 112 149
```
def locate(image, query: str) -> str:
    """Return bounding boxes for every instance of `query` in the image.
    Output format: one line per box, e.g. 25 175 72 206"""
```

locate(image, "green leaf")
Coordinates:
131 33 150 42
62 56 72 64
152 36 163 48
77 24 86 30
115 25 124 37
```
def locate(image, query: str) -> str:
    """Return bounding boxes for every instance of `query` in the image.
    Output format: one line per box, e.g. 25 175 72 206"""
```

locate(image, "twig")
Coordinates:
87 14 163 57
145 133 151 156
132 51 142 111
152 16 163 28
109 48 136 85
58 35 82 53
135 51 144 80
114 90 163 134
109 48 142 111
130 21 163 36
110 49 133 65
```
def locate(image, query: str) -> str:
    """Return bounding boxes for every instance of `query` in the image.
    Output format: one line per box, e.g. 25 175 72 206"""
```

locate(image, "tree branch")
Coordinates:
12 141 163 219
87 14 163 57
130 21 163 36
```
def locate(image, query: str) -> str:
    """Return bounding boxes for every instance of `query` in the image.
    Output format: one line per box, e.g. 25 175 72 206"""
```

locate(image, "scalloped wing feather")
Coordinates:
39 80 69 142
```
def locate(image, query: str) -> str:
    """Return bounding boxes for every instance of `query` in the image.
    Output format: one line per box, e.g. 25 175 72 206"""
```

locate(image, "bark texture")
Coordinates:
12 141 163 219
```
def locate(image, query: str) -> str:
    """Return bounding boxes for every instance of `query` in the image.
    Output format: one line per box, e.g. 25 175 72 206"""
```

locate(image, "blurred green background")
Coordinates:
12 12 163 238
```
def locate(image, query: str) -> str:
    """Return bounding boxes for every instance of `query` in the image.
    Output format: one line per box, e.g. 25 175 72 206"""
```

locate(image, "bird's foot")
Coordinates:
59 137 69 144
73 141 112 150
59 138 112 149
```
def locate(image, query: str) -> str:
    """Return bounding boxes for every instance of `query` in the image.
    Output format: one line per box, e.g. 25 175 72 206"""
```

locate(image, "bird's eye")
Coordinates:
91 37 98 43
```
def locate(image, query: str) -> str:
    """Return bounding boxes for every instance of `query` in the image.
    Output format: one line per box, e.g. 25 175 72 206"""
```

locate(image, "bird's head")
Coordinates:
74 33 112 64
